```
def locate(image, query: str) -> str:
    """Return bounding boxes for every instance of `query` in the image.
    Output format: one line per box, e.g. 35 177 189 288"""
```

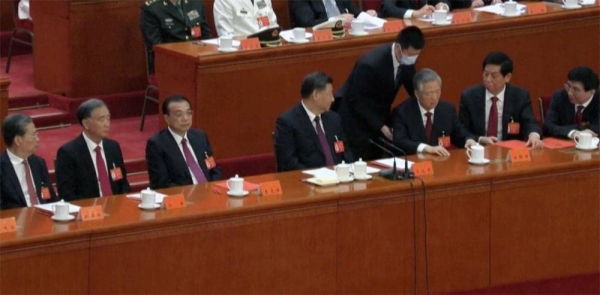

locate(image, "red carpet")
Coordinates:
37 114 158 170
453 272 600 294
0 54 39 95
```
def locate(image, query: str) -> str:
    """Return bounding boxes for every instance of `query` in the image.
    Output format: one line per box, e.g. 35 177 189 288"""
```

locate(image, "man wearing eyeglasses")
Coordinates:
458 51 543 149
543 66 599 139
1 114 58 210
145 95 221 189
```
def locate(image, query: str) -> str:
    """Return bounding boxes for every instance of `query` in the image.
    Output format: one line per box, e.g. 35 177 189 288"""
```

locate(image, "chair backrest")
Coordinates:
362 0 381 12
272 131 280 172
538 95 551 123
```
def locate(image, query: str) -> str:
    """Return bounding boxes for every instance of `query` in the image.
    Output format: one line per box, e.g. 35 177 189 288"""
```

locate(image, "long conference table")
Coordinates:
154 3 600 159
1 144 598 294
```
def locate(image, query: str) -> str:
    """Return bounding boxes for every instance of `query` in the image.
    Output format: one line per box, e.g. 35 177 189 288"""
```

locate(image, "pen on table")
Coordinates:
345 8 349 13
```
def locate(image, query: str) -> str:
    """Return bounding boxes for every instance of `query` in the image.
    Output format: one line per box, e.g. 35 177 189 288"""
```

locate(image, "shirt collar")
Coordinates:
391 43 400 70
6 149 25 166
417 99 435 117
82 132 104 153
580 93 594 108
301 100 318 123
168 126 188 144
485 85 506 102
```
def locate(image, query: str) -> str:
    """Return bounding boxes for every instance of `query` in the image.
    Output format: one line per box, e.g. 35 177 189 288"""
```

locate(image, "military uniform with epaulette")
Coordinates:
140 0 210 72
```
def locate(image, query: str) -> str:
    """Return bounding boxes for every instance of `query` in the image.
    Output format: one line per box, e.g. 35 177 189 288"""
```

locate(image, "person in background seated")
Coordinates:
55 99 130 201
381 0 449 19
334 26 425 161
213 0 278 37
459 51 543 149
292 0 377 27
146 95 221 189
140 0 211 72
1 114 58 210
392 69 477 156
543 66 599 139
275 72 354 172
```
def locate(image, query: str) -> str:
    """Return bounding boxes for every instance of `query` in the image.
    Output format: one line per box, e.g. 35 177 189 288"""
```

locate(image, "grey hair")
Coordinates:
2 114 33 147
76 98 106 125
413 68 442 93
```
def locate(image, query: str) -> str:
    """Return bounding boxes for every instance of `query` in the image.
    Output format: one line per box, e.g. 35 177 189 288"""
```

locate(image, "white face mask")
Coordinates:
400 49 419 65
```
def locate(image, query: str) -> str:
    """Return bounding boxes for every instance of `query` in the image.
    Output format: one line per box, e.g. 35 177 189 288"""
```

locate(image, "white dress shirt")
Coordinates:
82 132 109 197
213 0 278 37
301 100 327 134
416 102 435 153
391 43 401 80
168 127 201 184
485 86 505 140
567 93 595 138
6 150 36 206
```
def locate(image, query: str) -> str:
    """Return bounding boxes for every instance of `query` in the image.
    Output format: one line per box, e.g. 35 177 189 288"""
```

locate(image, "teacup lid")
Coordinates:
230 174 243 180
355 158 366 164
337 160 349 167
141 187 154 193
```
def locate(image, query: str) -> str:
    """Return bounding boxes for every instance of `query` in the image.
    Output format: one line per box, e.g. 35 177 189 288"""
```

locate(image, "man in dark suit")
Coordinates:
543 66 599 139
334 26 424 160
275 72 355 172
392 69 477 156
55 99 130 201
381 0 449 19
292 0 377 27
459 51 544 149
140 0 211 72
1 114 58 210
146 95 221 189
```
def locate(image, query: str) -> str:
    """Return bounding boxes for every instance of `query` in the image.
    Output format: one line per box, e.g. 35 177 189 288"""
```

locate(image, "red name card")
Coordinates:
313 29 333 42
495 139 526 150
164 194 186 209
80 205 104 221
412 161 434 176
260 180 283 196
527 3 547 15
383 20 404 33
452 11 472 24
507 148 531 162
543 137 576 149
240 38 261 50
0 217 17 233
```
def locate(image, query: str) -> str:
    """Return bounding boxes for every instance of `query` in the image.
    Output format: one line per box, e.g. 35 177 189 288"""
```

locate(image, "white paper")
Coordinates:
374 158 414 170
580 0 595 5
126 192 168 204
34 201 81 214
201 38 241 48
419 14 453 22
279 29 313 42
357 12 387 29
302 167 337 178
350 164 381 174
474 3 526 15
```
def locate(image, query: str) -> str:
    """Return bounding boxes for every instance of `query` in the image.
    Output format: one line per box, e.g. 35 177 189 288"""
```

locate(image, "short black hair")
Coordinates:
76 98 106 125
300 72 333 99
162 95 191 115
396 26 425 50
482 51 513 76
2 114 33 147
568 66 599 91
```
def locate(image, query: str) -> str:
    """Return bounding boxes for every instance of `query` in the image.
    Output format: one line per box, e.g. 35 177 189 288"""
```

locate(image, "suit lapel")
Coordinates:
1 153 27 206
409 99 428 143
164 0 186 23
188 131 210 177
502 85 514 135
163 130 192 179
475 86 487 136
28 156 43 202
295 104 324 156
322 113 338 157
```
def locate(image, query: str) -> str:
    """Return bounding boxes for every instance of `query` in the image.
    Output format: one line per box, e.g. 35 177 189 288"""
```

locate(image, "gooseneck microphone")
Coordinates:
378 138 415 180
368 139 400 180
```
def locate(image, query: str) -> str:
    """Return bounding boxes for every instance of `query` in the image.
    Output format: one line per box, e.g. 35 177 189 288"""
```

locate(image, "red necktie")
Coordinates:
425 112 433 142
315 116 335 166
574 105 584 125
22 160 37 206
181 138 208 184
95 146 112 197
487 97 499 137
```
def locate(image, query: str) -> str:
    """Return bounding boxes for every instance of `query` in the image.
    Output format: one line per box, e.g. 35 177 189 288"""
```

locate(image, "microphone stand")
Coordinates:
369 139 401 180
379 138 415 180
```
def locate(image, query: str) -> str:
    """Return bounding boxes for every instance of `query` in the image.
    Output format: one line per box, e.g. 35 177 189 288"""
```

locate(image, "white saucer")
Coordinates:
432 21 452 26
217 47 238 52
339 176 355 183
468 158 491 165
562 4 582 9
227 190 249 197
503 12 521 17
52 215 75 222
290 38 310 44
138 203 160 210
576 144 598 151
354 174 373 181
349 31 369 36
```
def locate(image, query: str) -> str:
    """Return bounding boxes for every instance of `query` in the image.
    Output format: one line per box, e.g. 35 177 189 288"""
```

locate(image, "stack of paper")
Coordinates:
474 3 527 15
356 12 387 29
34 202 81 214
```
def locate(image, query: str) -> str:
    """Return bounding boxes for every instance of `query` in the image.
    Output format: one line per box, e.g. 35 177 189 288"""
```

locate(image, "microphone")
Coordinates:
368 139 400 180
378 137 414 179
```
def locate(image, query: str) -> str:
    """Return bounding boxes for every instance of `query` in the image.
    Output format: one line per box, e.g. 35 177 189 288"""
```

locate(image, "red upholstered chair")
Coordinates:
538 94 552 123
217 153 277 179
139 47 159 131
5 0 34 73
362 0 381 12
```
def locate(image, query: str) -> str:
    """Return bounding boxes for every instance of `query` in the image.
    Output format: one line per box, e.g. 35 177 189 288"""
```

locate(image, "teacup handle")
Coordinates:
226 180 232 190
466 149 472 159
574 136 580 145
